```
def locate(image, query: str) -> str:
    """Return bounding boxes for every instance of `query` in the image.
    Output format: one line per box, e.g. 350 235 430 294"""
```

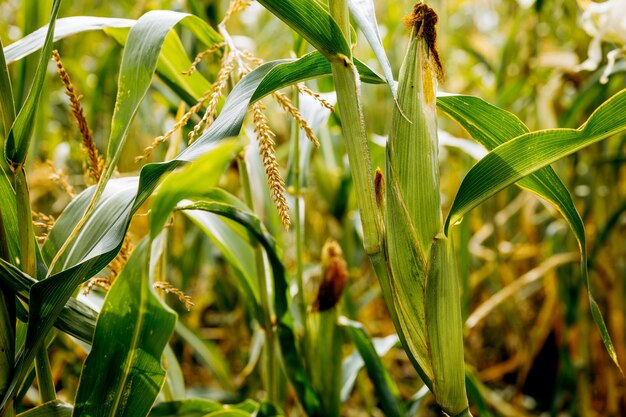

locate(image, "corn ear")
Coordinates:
426 237 470 416
388 8 441 253
384 3 470 415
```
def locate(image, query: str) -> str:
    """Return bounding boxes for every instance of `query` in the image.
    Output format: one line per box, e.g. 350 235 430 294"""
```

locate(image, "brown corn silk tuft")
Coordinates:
374 168 384 209
403 3 444 83
313 240 349 312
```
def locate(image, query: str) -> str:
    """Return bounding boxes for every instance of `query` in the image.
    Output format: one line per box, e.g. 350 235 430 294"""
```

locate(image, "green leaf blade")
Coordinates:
341 319 404 417
437 94 586 248
72 240 176 417
17 400 73 417
348 0 396 98
5 0 62 167
149 139 242 238
444 88 626 232
255 0 350 59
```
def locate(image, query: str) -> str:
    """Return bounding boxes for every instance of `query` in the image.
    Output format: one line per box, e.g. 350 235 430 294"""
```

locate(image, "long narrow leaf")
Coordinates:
4 16 211 103
444 88 626 232
255 0 350 59
5 0 61 167
0 165 19 265
149 140 242 238
3 17 134 64
0 259 96 344
437 94 585 249
0 38 15 140
444 88 626 372
340 318 404 417
73 240 176 417
347 0 396 98
17 400 72 417
101 11 220 177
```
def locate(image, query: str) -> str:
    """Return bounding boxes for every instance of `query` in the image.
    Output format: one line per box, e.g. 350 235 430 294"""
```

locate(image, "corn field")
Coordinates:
1 0 626 416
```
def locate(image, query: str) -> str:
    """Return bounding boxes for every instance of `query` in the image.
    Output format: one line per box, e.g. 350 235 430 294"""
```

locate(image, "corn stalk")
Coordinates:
329 1 470 415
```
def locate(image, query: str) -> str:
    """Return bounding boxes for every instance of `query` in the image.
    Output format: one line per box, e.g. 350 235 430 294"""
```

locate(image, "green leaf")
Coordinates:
204 411 250 417
444 88 626 373
255 0 350 60
444 88 626 233
149 398 280 417
437 94 585 250
0 42 17 281
0 164 19 265
250 52 383 102
43 178 140 272
16 400 72 417
3 17 134 64
101 10 221 178
104 26 212 103
4 0 61 167
178 200 321 416
148 399 281 417
0 258 97 344
340 318 404 417
0 38 15 141
4 16 212 104
149 140 242 238
183 207 260 315
149 399 223 417
348 0 397 98
73 239 176 417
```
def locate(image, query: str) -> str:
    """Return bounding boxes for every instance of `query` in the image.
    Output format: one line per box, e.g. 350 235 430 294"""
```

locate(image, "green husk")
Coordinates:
384 4 470 415
426 237 469 416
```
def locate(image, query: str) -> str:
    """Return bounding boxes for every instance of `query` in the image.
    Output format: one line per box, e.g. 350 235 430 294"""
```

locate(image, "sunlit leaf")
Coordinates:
149 140 242 238
17 400 72 417
348 0 397 98
444 88 626 373
437 94 585 249
255 0 350 59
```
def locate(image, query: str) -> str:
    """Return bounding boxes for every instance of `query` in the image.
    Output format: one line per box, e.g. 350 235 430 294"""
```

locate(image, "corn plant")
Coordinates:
1 0 625 416
252 0 626 414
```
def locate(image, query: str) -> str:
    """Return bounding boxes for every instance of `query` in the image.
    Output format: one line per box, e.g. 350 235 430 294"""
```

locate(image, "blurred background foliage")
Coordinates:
1 0 625 415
